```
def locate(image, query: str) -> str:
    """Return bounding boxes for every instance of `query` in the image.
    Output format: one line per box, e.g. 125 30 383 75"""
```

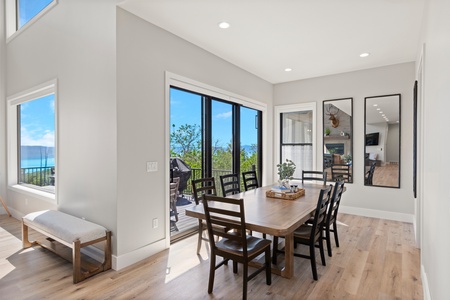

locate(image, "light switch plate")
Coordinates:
146 161 158 172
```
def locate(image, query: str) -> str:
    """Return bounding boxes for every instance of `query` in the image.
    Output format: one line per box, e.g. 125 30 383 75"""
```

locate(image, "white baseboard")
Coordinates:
340 205 414 223
421 264 431 300
113 239 167 270
8 207 24 219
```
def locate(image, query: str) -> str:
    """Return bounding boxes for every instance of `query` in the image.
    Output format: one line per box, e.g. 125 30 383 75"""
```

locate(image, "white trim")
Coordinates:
164 71 268 245
421 264 431 300
113 239 166 270
339 205 414 223
8 184 55 204
6 79 58 203
416 43 426 250
273 102 317 182
6 0 58 43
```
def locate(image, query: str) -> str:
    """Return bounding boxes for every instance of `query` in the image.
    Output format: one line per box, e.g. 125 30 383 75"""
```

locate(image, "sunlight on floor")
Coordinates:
0 261 15 280
165 235 210 283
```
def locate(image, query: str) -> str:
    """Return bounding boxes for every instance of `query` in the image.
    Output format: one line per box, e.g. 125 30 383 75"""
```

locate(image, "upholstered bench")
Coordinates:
22 210 112 283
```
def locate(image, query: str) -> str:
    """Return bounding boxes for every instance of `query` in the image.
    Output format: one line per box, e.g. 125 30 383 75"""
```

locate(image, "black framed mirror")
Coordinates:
364 94 401 188
323 98 353 183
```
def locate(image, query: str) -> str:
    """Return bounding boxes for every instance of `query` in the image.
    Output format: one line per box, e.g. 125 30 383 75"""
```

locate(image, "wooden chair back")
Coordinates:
331 164 351 182
191 177 217 205
365 162 376 185
220 173 241 197
310 185 332 242
242 170 259 191
327 181 344 225
202 194 248 257
302 170 327 185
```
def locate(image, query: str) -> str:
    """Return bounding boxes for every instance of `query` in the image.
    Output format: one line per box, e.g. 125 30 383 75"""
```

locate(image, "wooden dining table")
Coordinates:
185 182 327 279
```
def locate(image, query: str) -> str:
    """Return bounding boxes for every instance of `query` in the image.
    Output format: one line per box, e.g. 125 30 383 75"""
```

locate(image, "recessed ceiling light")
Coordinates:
218 22 230 29
379 111 383 114
285 68 292 72
373 104 378 107
360 52 370 58
376 108 381 110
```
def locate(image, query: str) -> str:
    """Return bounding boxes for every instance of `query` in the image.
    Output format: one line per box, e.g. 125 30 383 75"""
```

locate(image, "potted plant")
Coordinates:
276 159 296 188
325 127 331 136
343 154 352 164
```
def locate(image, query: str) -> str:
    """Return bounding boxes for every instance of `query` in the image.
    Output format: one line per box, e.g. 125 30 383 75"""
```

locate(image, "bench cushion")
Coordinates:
23 210 107 244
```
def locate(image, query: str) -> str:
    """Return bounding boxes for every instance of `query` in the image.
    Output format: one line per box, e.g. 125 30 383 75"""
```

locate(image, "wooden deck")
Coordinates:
170 196 198 238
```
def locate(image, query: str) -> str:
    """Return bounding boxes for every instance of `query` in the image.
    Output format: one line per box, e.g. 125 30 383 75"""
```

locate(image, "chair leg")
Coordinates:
208 254 216 294
309 242 318 280
319 237 326 266
265 247 272 285
326 225 333 257
333 220 340 247
242 263 248 300
272 236 279 264
196 222 203 254
233 261 238 273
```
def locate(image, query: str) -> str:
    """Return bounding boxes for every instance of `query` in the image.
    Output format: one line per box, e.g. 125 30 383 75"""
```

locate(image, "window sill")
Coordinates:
8 185 56 204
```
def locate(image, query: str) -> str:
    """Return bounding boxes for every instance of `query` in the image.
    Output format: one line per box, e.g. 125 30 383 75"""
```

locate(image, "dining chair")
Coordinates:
365 162 376 185
202 194 271 300
272 185 332 280
331 164 352 182
191 177 218 254
220 173 241 196
302 170 327 185
323 181 345 257
242 170 259 191
169 178 180 222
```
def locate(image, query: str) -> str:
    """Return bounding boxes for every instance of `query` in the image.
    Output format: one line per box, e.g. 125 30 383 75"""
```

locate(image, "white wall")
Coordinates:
116 8 273 262
274 63 415 221
418 0 450 298
5 0 118 251
0 0 6 214
386 123 400 163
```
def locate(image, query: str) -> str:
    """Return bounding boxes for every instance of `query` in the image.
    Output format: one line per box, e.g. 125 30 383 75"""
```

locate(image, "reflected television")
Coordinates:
365 132 379 146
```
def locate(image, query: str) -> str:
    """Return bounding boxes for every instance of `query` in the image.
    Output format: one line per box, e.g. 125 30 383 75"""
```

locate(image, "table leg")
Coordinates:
280 232 294 279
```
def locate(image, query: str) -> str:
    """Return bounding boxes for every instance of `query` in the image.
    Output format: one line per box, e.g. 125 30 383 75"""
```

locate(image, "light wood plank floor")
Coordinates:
0 213 422 299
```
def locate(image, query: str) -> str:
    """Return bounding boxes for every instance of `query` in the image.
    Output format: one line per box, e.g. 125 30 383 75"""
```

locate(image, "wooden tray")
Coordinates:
266 188 305 200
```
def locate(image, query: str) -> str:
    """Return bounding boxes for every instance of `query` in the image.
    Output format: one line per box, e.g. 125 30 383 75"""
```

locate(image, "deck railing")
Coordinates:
182 166 256 196
19 167 55 186
182 168 232 196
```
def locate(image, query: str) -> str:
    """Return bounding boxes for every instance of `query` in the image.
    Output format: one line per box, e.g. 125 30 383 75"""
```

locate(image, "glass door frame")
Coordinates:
166 72 267 245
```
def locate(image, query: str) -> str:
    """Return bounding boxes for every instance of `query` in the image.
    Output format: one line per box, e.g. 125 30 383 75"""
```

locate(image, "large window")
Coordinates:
17 0 54 29
170 87 262 188
7 80 57 196
275 103 316 179
169 85 263 240
6 0 57 39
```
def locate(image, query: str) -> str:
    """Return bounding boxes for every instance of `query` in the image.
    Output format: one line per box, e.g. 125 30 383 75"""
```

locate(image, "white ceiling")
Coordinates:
366 95 400 125
119 0 425 84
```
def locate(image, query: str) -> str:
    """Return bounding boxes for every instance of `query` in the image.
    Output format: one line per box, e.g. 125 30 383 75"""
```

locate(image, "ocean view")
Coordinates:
21 157 55 169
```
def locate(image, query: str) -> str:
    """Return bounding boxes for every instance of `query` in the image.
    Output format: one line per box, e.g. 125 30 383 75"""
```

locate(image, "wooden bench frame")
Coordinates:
22 219 112 283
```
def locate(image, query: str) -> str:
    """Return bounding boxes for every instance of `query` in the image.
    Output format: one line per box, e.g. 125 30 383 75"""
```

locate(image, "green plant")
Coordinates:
277 159 296 180
343 154 352 163
325 127 331 135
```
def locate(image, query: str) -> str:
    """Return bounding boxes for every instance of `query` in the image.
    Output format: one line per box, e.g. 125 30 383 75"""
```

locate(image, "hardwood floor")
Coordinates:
0 213 422 299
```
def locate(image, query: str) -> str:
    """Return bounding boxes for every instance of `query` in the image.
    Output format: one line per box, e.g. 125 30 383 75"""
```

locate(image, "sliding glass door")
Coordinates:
169 87 262 240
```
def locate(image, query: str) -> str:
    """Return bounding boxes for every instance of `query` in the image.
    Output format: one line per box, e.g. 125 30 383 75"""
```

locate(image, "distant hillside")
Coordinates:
171 144 256 154
21 146 55 159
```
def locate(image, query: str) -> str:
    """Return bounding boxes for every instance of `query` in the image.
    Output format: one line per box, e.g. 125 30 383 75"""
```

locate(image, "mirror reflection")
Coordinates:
323 98 353 183
364 94 401 188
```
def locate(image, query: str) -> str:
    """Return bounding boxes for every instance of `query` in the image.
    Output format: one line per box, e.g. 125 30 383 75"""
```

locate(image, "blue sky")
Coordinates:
170 88 258 147
19 0 53 28
20 94 55 147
